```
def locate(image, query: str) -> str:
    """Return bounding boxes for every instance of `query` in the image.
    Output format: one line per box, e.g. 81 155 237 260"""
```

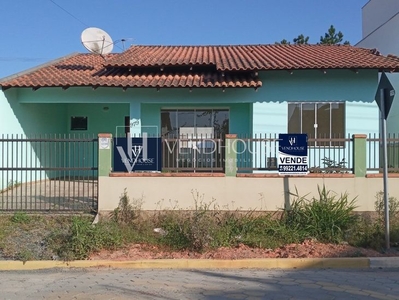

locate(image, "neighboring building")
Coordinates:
357 0 399 133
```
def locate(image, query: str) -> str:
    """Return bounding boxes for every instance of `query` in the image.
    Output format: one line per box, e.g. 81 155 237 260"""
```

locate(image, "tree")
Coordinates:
319 25 350 45
276 25 350 45
293 34 309 45
275 35 309 45
276 39 291 45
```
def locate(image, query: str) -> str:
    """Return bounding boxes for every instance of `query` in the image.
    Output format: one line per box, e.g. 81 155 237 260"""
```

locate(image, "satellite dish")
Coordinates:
81 27 114 55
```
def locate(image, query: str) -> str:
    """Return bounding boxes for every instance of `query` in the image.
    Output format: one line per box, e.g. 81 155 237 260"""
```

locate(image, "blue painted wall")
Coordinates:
252 69 379 135
4 69 379 137
0 68 381 185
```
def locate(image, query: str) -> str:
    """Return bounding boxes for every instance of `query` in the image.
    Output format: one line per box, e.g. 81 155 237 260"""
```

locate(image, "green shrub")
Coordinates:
374 191 399 220
346 192 399 250
51 216 123 260
156 192 219 251
237 215 305 249
155 191 306 251
110 188 143 226
11 211 31 224
347 216 385 250
282 185 358 243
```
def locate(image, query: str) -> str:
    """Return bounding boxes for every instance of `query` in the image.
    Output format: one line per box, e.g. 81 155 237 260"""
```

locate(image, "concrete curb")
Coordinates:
0 258 371 271
369 257 399 268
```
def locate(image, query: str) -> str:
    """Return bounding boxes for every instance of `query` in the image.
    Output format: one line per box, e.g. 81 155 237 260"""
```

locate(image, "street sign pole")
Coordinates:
375 72 395 250
380 88 390 250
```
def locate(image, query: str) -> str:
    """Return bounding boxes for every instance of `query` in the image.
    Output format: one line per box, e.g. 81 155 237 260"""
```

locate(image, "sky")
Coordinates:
0 0 369 79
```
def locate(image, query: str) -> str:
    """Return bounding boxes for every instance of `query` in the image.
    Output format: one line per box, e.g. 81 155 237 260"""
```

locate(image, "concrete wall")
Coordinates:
98 175 397 212
357 2 399 135
361 0 399 38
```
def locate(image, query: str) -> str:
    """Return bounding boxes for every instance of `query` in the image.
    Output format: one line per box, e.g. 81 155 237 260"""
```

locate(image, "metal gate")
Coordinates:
0 134 98 212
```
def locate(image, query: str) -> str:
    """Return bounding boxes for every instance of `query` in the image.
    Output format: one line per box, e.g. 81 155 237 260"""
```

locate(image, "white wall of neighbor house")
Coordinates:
361 0 399 39
357 0 399 134
98 176 399 212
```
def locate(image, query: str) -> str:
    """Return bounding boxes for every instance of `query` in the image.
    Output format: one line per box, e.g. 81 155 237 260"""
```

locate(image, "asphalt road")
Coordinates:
0 267 398 300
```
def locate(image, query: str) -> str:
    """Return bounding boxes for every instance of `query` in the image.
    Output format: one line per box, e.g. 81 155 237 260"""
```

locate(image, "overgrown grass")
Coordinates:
282 185 358 243
1 186 399 261
348 191 399 250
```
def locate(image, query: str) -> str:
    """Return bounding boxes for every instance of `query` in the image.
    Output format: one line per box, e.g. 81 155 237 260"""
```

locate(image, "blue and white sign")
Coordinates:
278 134 308 175
114 134 162 172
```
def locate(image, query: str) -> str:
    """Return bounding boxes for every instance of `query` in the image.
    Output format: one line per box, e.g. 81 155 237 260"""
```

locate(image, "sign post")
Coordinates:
375 72 395 249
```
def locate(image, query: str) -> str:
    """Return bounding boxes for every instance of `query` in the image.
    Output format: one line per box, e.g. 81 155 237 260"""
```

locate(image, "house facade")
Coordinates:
1 45 393 148
1 44 399 212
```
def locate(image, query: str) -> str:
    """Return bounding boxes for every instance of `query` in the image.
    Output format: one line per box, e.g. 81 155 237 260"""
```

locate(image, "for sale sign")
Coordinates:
278 134 308 175
114 134 162 172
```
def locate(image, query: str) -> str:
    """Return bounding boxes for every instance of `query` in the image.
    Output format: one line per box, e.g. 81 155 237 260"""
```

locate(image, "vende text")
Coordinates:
279 157 307 164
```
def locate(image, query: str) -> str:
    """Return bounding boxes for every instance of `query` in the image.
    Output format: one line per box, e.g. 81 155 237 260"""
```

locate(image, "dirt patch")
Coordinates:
89 240 399 261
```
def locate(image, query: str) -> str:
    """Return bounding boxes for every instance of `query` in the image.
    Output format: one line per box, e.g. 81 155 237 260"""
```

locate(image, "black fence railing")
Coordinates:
367 133 399 172
236 134 353 173
111 133 399 174
0 134 98 212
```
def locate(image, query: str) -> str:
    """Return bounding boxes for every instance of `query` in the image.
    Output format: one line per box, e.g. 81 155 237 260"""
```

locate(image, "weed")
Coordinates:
374 191 399 220
346 192 399 250
155 190 304 251
282 185 358 243
310 157 347 173
110 188 143 226
11 212 31 224
0 180 21 194
16 248 34 264
49 216 123 260
156 190 220 251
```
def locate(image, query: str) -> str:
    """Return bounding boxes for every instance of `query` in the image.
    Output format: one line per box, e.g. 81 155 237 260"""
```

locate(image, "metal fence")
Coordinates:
237 134 353 173
367 133 399 172
0 134 98 212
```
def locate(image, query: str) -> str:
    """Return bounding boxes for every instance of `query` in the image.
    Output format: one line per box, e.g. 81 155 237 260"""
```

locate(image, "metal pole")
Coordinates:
380 89 390 249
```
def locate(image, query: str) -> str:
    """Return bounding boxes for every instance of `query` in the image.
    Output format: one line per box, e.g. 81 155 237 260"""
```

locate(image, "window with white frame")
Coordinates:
161 109 229 169
288 102 345 146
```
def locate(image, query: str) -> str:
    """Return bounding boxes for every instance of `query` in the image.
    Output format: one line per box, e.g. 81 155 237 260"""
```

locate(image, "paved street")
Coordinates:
0 268 398 300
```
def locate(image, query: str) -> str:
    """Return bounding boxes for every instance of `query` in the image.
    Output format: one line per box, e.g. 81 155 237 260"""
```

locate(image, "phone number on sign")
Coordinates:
278 165 308 172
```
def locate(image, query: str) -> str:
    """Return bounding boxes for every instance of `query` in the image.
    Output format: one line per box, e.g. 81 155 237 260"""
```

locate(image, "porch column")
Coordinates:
353 134 367 177
225 134 237 177
98 133 112 176
129 102 141 136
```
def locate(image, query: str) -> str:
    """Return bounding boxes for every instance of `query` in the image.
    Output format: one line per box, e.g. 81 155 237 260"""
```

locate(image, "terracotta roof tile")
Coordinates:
104 44 399 71
1 44 399 90
0 53 261 89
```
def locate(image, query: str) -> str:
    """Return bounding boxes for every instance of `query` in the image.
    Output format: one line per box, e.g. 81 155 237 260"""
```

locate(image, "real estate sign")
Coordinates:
114 135 162 172
278 134 308 175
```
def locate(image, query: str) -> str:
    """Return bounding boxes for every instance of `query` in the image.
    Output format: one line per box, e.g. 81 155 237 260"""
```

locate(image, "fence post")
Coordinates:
98 133 112 176
225 134 237 177
352 134 367 177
